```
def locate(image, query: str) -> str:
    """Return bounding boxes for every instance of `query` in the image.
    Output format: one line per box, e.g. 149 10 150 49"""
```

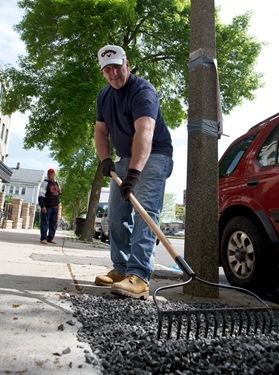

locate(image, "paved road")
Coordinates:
155 237 183 268
155 237 225 276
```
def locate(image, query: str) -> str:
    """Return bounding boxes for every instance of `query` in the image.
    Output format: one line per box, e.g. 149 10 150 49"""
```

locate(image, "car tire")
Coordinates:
100 231 106 243
221 216 279 292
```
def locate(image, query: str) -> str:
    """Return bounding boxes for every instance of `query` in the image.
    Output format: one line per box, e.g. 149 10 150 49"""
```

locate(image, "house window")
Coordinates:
1 123 5 140
4 128 9 144
15 186 20 195
9 186 14 194
21 187 26 195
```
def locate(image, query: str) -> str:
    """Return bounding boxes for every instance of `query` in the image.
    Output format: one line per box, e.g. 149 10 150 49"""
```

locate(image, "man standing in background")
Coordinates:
38 168 61 244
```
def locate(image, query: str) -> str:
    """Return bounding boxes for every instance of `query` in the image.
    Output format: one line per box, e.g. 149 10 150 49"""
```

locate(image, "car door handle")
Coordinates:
247 179 259 186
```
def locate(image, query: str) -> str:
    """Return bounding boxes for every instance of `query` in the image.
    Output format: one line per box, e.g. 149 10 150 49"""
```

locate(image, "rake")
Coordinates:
110 171 274 340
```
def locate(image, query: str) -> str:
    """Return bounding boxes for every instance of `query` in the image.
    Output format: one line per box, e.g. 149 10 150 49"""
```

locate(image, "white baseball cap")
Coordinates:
98 45 126 70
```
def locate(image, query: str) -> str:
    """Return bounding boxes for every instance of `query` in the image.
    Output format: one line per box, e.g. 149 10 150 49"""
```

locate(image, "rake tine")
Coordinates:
157 312 163 340
261 312 267 334
268 310 274 333
229 310 235 336
246 310 251 335
208 313 213 338
176 314 182 339
248 310 253 335
195 312 201 339
231 312 235 335
264 309 272 333
254 311 259 334
186 313 191 339
237 310 244 335
263 310 271 334
260 310 267 333
239 310 244 333
213 312 218 337
204 312 210 338
167 314 173 339
264 309 273 334
239 310 245 335
221 311 227 336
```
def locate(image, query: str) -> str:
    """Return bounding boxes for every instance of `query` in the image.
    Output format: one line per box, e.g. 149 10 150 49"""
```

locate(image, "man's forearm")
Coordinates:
129 116 155 171
95 123 111 161
129 129 153 171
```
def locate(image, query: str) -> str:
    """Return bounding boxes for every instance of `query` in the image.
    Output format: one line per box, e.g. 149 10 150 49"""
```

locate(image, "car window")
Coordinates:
96 203 108 218
219 133 257 178
257 123 279 167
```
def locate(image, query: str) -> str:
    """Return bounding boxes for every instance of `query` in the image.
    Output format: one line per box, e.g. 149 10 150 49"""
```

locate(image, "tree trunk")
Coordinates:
80 161 104 241
73 197 81 231
184 0 219 297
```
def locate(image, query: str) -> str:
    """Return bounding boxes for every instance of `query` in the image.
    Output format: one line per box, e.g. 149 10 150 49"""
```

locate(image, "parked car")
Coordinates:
101 207 109 243
101 207 160 245
161 228 174 236
219 112 279 292
174 230 185 236
94 202 108 239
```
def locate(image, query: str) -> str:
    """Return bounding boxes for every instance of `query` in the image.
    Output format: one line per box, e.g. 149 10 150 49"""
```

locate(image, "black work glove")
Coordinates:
101 158 116 177
120 169 141 200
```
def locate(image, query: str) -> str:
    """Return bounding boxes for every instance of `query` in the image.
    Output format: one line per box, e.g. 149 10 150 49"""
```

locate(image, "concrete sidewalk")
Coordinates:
0 227 184 374
0 228 109 374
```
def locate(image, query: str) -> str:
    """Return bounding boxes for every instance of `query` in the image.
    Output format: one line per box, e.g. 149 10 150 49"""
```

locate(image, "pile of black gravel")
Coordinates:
70 294 279 374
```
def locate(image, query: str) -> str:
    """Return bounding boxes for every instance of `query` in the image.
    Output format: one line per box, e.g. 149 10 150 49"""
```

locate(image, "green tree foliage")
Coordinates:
160 199 186 225
216 10 264 113
160 193 176 224
0 1 264 239
57 143 99 226
175 204 185 223
1 1 263 147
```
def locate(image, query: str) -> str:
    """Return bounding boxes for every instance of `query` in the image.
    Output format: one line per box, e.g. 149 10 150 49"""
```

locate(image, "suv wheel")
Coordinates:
221 216 279 292
100 230 106 243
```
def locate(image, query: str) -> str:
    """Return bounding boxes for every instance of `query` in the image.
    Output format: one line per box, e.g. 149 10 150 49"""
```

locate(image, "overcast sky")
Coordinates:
1 0 279 203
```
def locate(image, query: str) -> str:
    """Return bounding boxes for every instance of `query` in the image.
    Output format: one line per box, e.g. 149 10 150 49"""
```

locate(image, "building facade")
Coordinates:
2 162 45 206
0 79 12 183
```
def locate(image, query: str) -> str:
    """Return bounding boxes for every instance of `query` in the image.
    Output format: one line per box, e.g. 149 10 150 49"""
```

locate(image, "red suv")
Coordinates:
219 113 279 292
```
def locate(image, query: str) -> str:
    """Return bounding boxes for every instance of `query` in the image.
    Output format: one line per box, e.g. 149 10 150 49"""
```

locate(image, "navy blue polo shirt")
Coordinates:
97 74 173 158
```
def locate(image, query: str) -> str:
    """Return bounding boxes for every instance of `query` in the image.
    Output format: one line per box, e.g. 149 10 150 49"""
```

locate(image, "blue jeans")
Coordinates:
40 207 59 241
108 154 173 283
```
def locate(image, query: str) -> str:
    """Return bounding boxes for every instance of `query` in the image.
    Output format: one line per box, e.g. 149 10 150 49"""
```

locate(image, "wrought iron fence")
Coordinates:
0 203 13 228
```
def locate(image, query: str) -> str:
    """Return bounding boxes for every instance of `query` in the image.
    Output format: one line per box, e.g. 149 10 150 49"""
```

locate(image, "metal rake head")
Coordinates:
156 306 274 340
153 277 274 340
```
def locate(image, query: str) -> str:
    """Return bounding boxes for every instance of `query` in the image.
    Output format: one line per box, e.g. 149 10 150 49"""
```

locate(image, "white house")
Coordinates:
2 162 45 206
0 78 12 184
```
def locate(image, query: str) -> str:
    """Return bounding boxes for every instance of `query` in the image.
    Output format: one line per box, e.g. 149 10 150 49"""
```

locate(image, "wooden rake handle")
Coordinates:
110 171 195 277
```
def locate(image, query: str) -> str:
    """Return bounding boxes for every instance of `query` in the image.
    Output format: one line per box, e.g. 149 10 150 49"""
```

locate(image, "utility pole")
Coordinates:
184 0 221 297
